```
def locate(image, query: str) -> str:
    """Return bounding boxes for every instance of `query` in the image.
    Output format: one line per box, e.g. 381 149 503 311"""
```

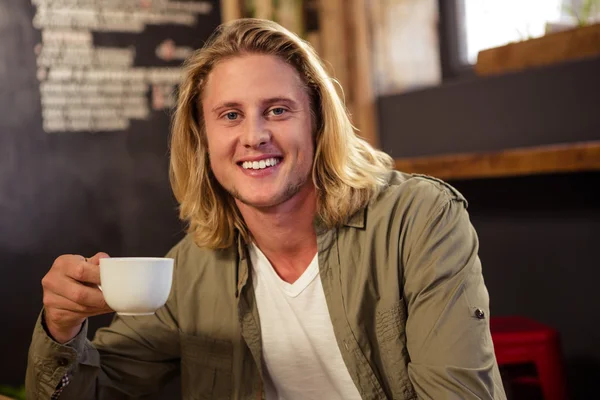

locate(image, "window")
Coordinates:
439 0 600 79
459 0 564 64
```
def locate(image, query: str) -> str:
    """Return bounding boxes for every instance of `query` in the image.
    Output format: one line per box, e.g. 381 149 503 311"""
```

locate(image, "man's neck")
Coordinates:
236 185 318 283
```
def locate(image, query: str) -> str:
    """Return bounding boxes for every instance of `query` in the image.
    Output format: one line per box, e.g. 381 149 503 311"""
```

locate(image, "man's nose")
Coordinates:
241 115 271 148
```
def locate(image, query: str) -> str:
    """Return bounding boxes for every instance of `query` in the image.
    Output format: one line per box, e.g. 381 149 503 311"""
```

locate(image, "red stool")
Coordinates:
491 316 568 400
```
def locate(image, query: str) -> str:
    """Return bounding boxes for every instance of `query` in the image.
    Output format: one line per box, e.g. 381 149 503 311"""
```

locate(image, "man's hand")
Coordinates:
42 252 113 344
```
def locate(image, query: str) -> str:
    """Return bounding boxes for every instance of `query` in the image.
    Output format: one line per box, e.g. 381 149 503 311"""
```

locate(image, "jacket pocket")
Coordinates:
180 333 233 400
376 299 417 399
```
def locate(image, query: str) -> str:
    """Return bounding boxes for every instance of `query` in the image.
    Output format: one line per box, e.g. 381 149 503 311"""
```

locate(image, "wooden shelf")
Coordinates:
394 141 600 180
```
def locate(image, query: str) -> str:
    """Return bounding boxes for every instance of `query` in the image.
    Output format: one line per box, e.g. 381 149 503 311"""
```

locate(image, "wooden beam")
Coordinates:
220 0 242 22
348 0 379 148
317 0 350 95
254 0 273 20
394 141 600 180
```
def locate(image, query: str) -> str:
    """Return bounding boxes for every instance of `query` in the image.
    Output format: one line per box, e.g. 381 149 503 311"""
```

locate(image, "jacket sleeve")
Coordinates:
25 251 181 400
401 183 506 400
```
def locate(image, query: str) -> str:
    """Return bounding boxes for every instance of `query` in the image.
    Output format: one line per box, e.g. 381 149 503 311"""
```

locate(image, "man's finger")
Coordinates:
44 291 107 315
61 282 107 308
65 259 102 285
87 252 110 265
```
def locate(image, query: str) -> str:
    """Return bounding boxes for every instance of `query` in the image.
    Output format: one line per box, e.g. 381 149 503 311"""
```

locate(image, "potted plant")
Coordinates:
0 384 25 400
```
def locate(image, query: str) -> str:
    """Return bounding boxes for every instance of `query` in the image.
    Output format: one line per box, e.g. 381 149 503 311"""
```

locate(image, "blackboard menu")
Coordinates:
31 0 216 134
0 0 220 389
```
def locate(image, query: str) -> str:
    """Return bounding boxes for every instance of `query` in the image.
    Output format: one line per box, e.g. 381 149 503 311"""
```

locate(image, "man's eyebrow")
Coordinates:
211 97 300 114
211 101 242 114
261 97 299 108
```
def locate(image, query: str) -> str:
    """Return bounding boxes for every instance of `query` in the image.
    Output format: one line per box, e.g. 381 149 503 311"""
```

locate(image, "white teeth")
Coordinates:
242 157 280 170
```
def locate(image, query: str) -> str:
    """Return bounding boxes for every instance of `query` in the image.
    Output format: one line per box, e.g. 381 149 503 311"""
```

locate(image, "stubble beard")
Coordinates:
228 173 309 209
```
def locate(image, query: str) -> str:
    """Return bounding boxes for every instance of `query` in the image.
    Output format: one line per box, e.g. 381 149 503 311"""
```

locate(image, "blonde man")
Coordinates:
27 19 506 400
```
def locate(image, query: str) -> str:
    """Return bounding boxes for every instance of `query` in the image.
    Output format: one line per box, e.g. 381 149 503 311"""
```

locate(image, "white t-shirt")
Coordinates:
249 243 362 400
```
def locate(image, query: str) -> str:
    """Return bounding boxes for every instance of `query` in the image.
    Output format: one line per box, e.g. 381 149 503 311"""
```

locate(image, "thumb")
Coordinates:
88 252 110 265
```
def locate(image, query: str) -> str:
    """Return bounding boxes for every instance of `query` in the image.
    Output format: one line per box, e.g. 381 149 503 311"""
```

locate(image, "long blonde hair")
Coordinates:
170 18 393 249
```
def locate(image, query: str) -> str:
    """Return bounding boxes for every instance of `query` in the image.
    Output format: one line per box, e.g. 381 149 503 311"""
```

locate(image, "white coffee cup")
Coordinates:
99 257 174 316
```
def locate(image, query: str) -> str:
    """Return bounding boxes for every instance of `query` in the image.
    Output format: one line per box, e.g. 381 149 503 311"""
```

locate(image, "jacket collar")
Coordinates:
237 205 367 253
344 207 366 229
235 206 366 295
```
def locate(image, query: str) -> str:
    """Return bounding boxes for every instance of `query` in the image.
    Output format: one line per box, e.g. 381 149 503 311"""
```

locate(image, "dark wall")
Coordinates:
378 56 600 158
0 1 219 396
378 56 599 398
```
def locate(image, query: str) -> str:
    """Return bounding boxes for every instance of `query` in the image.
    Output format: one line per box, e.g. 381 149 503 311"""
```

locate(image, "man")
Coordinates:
26 18 506 399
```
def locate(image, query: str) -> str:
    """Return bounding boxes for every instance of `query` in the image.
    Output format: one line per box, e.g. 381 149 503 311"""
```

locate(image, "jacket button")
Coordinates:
474 308 485 319
56 357 69 367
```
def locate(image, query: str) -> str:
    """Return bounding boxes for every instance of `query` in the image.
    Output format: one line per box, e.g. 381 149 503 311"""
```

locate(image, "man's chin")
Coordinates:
232 187 301 210
234 194 285 209
229 179 308 210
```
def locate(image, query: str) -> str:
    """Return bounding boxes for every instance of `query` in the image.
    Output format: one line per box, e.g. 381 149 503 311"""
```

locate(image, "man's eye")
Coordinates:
269 108 286 116
225 112 238 120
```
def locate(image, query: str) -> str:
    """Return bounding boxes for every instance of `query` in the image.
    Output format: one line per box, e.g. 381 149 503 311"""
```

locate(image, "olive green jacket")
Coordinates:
26 172 506 399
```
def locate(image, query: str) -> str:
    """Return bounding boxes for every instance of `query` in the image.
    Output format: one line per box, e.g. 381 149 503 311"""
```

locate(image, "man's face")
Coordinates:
202 54 315 209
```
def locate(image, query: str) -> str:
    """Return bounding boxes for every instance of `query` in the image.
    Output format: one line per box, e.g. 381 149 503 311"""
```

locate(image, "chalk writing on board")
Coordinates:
30 0 212 133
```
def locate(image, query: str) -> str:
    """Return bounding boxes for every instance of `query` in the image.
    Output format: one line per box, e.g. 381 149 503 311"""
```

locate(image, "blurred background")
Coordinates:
1 0 599 399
